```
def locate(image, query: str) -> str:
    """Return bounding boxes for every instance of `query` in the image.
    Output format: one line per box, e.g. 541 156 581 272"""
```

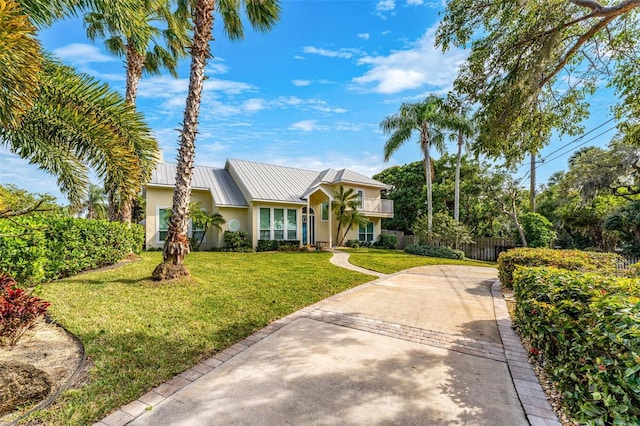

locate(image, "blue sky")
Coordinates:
0 0 619 204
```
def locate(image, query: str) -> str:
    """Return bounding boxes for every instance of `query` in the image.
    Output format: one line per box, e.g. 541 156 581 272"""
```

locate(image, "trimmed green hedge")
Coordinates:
404 244 464 260
497 247 620 289
513 267 640 425
256 240 301 252
0 215 143 284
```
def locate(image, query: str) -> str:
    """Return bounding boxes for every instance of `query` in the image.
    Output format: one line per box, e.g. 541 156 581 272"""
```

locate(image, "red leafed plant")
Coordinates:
0 275 50 346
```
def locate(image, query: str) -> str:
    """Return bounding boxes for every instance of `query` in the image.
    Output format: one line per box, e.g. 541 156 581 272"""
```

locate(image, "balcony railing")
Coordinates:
359 198 394 215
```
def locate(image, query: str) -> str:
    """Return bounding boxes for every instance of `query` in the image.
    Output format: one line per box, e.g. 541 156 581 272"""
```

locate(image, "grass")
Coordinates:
31 251 371 425
344 248 496 274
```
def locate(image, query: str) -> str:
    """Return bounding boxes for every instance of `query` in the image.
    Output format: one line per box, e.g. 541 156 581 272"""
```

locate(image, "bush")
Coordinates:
255 240 300 252
517 212 556 248
0 215 144 284
512 267 640 425
223 231 251 252
404 244 464 260
345 239 361 248
0 276 50 346
373 234 397 249
497 247 621 289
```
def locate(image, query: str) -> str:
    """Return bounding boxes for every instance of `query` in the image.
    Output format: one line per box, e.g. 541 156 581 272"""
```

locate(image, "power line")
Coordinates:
537 117 616 162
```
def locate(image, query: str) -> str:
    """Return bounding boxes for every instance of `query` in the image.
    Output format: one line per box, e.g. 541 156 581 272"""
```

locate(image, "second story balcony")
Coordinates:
358 198 394 217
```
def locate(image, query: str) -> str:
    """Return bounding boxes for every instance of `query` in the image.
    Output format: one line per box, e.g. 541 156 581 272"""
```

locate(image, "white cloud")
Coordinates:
358 33 370 40
292 80 311 87
376 0 395 11
352 24 468 94
302 46 360 59
53 43 115 65
243 98 267 112
290 120 324 132
137 76 255 99
207 61 229 75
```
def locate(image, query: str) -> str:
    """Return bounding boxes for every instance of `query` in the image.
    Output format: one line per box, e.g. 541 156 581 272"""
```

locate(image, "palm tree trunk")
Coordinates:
421 119 433 241
153 0 214 280
125 41 144 105
454 132 463 222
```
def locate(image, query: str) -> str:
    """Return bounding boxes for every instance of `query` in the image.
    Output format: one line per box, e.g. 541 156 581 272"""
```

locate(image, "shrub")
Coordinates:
0 276 50 346
373 234 397 249
497 247 621 289
0 215 144 284
223 231 251 252
512 267 640 425
431 212 474 248
404 244 464 260
516 212 556 248
345 239 361 248
255 240 301 252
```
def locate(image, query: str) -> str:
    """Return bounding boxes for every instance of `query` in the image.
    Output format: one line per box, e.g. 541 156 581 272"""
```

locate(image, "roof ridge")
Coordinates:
228 158 320 174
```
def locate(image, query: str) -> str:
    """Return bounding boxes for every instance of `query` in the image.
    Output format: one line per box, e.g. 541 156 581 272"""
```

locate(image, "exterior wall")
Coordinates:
250 202 306 249
340 216 381 245
215 207 250 248
144 187 213 250
308 190 332 245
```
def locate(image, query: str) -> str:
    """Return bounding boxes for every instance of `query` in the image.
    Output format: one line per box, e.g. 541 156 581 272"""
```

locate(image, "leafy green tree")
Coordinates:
604 201 640 255
381 95 460 238
373 161 425 234
154 0 280 280
431 212 474 249
0 184 59 218
436 0 640 166
516 212 556 248
331 186 360 245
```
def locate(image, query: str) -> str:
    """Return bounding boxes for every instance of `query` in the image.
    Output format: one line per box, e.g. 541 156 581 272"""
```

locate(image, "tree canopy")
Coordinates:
436 0 640 165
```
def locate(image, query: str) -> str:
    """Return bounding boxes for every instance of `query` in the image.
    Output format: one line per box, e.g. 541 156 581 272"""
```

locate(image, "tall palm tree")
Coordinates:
331 186 359 246
81 184 107 219
153 0 281 280
338 210 369 247
83 0 191 222
381 95 456 239
442 95 475 223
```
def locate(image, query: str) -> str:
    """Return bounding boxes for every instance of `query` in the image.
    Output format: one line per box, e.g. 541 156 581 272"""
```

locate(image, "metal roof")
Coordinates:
148 159 389 206
148 162 248 207
227 159 319 204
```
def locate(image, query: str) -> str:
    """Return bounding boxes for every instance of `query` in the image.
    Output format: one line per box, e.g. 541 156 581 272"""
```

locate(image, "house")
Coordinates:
144 158 393 250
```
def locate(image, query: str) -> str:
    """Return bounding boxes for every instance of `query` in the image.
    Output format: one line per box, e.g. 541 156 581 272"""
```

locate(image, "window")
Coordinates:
287 209 297 239
259 207 298 240
359 222 374 242
321 202 329 221
260 208 270 240
356 189 364 209
157 207 205 244
158 208 171 242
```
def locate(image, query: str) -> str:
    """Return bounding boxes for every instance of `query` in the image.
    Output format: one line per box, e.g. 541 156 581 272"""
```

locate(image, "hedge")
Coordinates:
497 247 621 289
404 244 464 260
513 267 640 425
256 240 301 252
0 215 144 284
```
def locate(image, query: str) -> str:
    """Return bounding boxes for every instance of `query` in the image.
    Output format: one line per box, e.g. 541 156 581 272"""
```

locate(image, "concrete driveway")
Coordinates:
97 263 560 426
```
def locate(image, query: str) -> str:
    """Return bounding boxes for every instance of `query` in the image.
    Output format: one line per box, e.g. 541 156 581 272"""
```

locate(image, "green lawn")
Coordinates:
32 251 371 425
344 248 496 274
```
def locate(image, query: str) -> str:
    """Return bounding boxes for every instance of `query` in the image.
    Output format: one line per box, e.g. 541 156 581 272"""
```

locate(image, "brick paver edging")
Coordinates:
491 279 561 426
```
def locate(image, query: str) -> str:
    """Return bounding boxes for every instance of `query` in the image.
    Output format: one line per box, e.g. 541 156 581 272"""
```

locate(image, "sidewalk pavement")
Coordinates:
96 255 561 426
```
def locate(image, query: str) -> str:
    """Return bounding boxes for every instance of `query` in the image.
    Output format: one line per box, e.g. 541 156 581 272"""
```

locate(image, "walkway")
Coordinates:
96 252 560 426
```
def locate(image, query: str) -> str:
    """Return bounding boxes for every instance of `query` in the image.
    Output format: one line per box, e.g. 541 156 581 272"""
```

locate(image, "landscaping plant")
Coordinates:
512 267 640 425
0 275 50 346
404 244 464 260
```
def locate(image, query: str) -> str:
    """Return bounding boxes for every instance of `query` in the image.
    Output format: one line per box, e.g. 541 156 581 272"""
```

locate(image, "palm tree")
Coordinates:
189 202 225 250
381 95 456 239
331 186 359 246
338 210 369 247
442 95 475 223
153 0 280 280
83 0 191 222
81 184 108 219
1 58 159 208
